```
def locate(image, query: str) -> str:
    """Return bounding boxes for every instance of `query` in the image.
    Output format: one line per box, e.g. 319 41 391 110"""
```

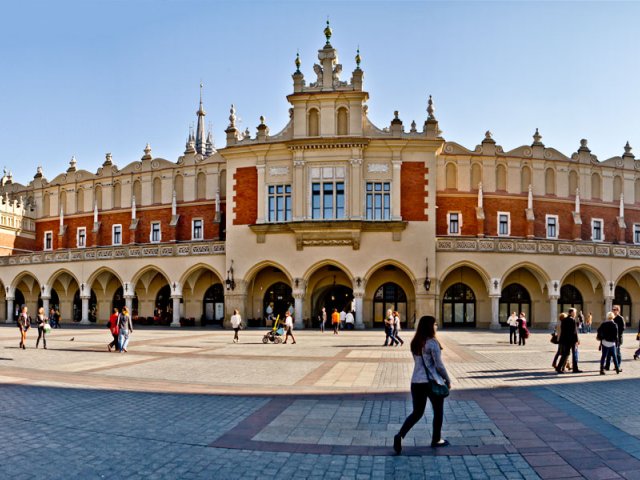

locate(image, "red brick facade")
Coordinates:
401 162 429 221
233 167 258 225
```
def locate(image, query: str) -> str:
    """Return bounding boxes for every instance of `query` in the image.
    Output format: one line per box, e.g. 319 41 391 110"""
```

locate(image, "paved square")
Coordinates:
1 325 640 478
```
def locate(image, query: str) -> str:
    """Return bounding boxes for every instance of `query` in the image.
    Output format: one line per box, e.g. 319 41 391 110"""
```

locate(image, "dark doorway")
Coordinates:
73 289 97 322
373 283 407 327
499 283 532 326
315 285 353 321
203 284 224 325
615 286 632 327
155 285 172 323
263 282 293 322
12 289 25 321
558 285 583 316
442 283 476 328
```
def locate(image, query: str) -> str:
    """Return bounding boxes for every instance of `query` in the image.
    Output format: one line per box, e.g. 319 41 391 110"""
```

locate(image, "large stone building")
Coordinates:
1 24 639 329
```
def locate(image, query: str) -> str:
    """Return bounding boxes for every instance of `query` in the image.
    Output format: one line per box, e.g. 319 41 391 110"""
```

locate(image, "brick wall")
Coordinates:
233 167 258 225
401 162 428 221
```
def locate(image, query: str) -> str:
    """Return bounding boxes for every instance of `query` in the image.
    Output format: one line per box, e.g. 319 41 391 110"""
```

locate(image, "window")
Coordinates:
308 109 319 136
447 212 460 235
44 231 53 251
498 212 510 236
112 224 122 245
365 182 390 220
150 222 161 243
634 224 640 244
546 215 558 239
77 227 86 248
268 184 292 222
192 219 203 240
312 181 345 220
591 219 603 242
445 163 457 189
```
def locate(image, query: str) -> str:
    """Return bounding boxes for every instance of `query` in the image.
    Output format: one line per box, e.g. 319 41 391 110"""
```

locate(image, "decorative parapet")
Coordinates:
436 237 640 258
4 241 225 266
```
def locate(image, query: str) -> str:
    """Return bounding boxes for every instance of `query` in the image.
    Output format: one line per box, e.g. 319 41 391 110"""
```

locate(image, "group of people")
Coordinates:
506 312 530 346
318 307 355 333
106 307 133 353
16 305 51 350
383 309 404 346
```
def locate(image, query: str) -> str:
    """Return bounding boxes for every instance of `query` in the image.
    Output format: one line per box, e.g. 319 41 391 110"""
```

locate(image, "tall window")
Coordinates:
150 222 161 243
308 109 319 136
112 224 122 245
113 182 122 209
499 283 532 326
268 185 292 222
545 168 556 195
496 164 507 191
153 177 162 204
591 173 601 199
591 219 603 241
192 219 203 240
337 107 348 135
77 227 86 248
445 163 457 189
196 172 206 200
312 181 345 220
498 212 510 236
521 166 531 193
365 182 390 220
44 231 53 251
634 224 640 244
174 174 184 202
546 215 558 239
470 163 482 190
133 180 142 204
448 212 460 235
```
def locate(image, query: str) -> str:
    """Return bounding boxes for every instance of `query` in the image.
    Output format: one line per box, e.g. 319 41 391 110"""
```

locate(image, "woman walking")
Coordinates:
517 313 529 346
35 307 48 349
107 307 120 352
17 305 30 350
393 311 405 346
283 310 296 344
383 309 400 346
117 306 133 353
331 308 340 335
394 316 451 454
552 313 568 370
230 309 242 343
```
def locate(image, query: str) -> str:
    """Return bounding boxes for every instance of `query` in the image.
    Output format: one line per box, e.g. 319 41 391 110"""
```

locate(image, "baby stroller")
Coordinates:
262 315 284 344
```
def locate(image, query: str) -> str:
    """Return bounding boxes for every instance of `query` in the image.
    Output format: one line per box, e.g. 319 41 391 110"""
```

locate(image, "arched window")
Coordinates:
442 283 476 327
445 163 457 190
174 174 184 202
591 172 601 199
569 170 579 196
470 163 482 190
76 188 85 213
43 193 50 217
196 172 206 200
499 283 532 326
219 170 227 197
635 179 640 204
94 185 102 210
545 168 556 195
496 164 507 191
153 177 162 204
113 182 122 209
133 180 142 204
613 175 623 201
521 166 532 193
308 109 319 136
337 107 348 135
373 283 407 327
614 286 632 327
558 284 583 315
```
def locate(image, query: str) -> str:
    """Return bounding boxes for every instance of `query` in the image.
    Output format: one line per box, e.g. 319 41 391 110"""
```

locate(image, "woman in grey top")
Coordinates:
394 315 451 454
117 306 133 353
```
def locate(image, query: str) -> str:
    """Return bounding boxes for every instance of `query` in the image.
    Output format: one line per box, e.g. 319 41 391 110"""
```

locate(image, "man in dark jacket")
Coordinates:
597 312 621 374
556 308 582 373
605 305 625 369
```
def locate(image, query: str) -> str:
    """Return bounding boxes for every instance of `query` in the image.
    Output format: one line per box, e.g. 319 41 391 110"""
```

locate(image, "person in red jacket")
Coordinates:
107 307 120 352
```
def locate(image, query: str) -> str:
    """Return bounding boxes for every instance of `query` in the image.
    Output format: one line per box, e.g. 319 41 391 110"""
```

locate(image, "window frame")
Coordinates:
634 223 640 245
311 180 346 220
497 211 510 237
112 224 122 246
192 218 204 241
591 218 604 242
76 227 87 248
447 212 461 235
545 214 559 239
44 231 53 251
365 181 391 221
150 221 162 243
267 184 292 223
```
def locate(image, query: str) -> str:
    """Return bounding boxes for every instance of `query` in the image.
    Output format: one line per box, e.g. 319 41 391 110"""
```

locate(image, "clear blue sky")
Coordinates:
2 1 640 184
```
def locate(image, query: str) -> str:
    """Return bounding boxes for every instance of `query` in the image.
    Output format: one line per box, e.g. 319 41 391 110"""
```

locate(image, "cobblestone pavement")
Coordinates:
1 325 640 479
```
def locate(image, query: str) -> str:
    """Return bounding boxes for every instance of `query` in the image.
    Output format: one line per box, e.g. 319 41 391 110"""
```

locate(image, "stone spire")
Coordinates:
424 95 440 138
205 126 215 156
195 83 206 155
532 128 544 147
67 156 77 172
226 104 239 145
103 153 113 167
142 143 152 161
623 141 635 159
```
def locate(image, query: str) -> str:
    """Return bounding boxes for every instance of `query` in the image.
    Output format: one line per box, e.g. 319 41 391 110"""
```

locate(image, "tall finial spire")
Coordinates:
355 47 361 69
324 19 332 46
427 95 435 120
295 51 301 73
195 82 206 155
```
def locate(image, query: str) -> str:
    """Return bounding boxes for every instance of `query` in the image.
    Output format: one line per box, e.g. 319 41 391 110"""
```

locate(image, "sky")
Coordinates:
2 0 640 184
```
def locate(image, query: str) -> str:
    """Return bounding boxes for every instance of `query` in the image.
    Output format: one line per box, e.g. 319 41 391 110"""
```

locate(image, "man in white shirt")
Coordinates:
339 309 346 330
507 311 518 345
345 311 355 330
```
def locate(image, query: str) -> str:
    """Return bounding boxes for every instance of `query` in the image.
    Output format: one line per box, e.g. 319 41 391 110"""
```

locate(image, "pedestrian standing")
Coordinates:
283 310 296 344
393 311 405 346
577 310 585 334
552 313 566 369
607 305 625 370
118 306 133 353
393 315 451 454
230 309 242 343
585 312 592 333
383 309 400 346
517 313 528 346
107 308 119 352
320 307 326 333
35 307 48 349
507 311 518 344
597 311 621 375
556 308 582 373
48 307 58 329
17 305 30 350
331 308 340 335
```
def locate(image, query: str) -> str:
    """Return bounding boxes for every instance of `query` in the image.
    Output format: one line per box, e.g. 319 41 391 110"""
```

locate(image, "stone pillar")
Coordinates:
350 158 363 220
124 295 134 317
6 297 14 323
293 292 305 329
548 295 559 329
224 286 247 329
42 296 51 317
293 157 305 221
256 163 266 224
171 295 181 327
353 290 364 329
605 295 614 316
489 295 501 330
391 160 402 220
80 295 91 324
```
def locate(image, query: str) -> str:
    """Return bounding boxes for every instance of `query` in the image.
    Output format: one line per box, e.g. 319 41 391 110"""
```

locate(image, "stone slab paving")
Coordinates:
2 325 640 478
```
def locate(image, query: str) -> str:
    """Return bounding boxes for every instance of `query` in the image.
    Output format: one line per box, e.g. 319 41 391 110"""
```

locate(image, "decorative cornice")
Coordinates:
287 137 369 151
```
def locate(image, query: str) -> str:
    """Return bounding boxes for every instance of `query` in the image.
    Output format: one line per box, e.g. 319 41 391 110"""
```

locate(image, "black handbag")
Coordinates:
421 350 450 398
550 333 558 344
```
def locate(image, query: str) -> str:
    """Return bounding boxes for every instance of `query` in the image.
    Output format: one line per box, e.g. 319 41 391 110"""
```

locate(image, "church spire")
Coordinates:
195 82 206 154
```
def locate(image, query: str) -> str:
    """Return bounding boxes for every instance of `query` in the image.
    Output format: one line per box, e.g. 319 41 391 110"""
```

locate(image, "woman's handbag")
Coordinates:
421 352 450 398
636 332 640 341
550 333 559 344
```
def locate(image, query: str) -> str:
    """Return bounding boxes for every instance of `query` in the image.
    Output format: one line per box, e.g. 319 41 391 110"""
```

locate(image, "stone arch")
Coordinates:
364 261 416 328
131 265 172 319
303 260 354 284
613 175 623 201
305 263 354 328
113 182 122 209
59 189 67 214
308 108 320 136
179 263 225 325
591 172 602 199
94 184 103 210
439 261 491 294
336 106 349 135
196 172 206 200
152 177 162 204
495 163 507 191
86 266 124 290
545 167 556 195
363 259 417 286
245 262 294 324
500 262 550 295
560 264 606 294
43 192 51 217
439 265 488 327
445 162 457 190
87 267 124 323
521 165 532 193
46 268 81 289
244 261 294 286
12 270 40 291
133 179 142 203
569 170 579 196
179 263 224 286
175 173 184 202
75 187 85 213
470 163 482 190
131 265 172 287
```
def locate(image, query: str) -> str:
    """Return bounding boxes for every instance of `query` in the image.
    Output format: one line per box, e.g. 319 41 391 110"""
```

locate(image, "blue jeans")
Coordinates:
601 344 620 371
118 329 130 351
384 326 399 346
605 344 622 369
